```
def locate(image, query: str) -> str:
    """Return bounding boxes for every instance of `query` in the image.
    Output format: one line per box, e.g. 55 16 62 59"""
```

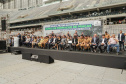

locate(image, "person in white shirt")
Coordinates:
107 34 119 55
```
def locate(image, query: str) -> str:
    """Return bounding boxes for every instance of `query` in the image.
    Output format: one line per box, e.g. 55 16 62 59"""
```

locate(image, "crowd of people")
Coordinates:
9 30 126 55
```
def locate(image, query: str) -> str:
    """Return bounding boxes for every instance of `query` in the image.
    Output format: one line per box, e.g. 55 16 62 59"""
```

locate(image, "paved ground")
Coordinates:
0 53 126 84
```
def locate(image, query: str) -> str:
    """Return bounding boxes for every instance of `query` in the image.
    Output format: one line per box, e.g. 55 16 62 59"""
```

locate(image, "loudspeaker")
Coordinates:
1 20 6 31
22 53 32 60
0 41 6 50
38 55 54 64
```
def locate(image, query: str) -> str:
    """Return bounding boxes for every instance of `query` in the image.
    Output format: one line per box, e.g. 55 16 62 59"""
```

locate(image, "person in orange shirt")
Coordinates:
42 36 49 48
81 35 91 51
76 35 84 50
105 31 110 41
38 36 44 47
32 37 37 48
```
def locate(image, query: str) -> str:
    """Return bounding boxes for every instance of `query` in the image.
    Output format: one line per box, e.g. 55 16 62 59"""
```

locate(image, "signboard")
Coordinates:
43 20 102 37
14 37 19 47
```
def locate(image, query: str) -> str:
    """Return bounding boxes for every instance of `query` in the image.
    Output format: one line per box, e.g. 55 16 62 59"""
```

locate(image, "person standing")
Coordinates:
17 33 21 46
51 31 55 36
67 31 71 37
74 30 78 37
21 34 26 46
118 30 125 51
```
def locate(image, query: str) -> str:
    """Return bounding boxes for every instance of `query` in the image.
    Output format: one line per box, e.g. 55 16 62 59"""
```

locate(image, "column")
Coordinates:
39 0 43 6
14 0 16 9
0 3 3 9
20 0 22 8
38 0 42 6
18 0 21 9
8 0 11 9
10 0 14 9
14 0 18 9
22 0 26 8
31 0 33 7
3 0 8 9
36 0 38 6
33 0 36 7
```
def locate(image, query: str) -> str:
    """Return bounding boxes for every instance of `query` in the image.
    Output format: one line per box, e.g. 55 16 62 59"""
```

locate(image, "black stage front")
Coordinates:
10 47 126 69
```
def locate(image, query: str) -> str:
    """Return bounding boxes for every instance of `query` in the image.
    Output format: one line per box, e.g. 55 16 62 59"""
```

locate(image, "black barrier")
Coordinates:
38 55 54 64
11 47 126 69
0 40 6 50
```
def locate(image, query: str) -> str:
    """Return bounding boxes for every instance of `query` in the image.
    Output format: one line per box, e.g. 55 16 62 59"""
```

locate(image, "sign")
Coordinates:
43 20 102 37
14 37 19 47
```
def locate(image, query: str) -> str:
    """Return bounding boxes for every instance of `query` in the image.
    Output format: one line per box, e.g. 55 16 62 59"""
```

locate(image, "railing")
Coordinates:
103 24 126 38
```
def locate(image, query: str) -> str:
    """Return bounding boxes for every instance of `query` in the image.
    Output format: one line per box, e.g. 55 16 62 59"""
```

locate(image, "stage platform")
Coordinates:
10 47 126 69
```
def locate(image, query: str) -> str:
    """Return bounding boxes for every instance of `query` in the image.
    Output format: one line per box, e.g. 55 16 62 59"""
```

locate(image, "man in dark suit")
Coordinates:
118 30 125 51
98 34 107 53
51 31 55 36
46 35 53 49
74 30 78 37
90 34 99 52
51 35 58 49
17 33 21 46
28 36 34 47
72 35 78 51
21 34 26 46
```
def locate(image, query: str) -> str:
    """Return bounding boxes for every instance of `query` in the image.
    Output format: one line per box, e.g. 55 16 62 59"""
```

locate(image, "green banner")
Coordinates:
45 24 92 30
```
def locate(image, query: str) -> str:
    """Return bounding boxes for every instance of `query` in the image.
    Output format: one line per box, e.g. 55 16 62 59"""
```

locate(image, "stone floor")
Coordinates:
0 53 126 84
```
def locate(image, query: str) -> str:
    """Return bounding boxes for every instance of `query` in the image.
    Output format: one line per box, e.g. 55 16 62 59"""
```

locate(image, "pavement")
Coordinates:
0 53 126 84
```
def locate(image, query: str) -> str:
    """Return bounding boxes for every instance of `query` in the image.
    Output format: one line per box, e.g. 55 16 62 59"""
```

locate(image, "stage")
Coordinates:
10 47 126 69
